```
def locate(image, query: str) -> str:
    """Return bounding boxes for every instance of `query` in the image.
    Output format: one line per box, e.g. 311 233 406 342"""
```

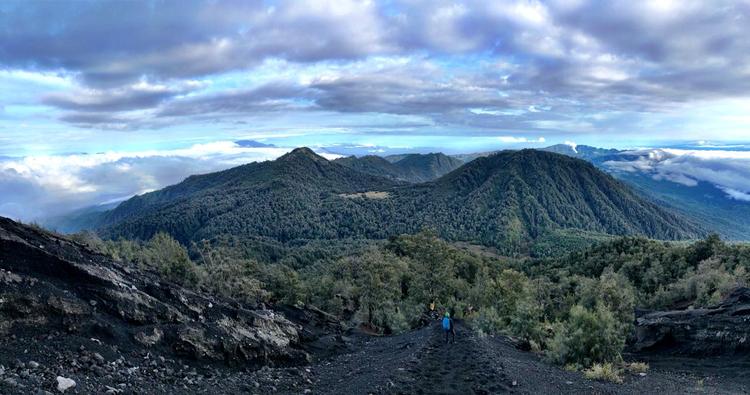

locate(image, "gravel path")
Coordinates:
302 323 749 395
3 322 749 394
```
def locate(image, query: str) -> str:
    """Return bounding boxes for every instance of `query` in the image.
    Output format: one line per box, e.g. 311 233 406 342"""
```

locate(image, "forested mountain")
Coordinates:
333 155 404 180
393 149 703 250
100 148 702 255
394 153 464 182
335 152 463 183
454 144 618 164
99 148 401 240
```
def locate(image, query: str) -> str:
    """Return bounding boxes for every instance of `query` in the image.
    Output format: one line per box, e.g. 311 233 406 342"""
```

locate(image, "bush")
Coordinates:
140 233 201 286
652 258 746 308
583 363 623 384
202 260 269 304
509 298 545 346
547 304 624 367
472 306 504 335
577 270 636 338
468 268 545 342
262 263 304 304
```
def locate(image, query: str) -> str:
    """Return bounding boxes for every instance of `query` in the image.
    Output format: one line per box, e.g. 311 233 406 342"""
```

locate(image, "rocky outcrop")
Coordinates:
634 287 750 356
0 216 308 367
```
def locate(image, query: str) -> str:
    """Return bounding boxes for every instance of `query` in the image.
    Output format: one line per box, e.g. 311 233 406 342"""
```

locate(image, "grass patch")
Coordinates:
338 191 391 199
583 363 623 384
625 362 649 374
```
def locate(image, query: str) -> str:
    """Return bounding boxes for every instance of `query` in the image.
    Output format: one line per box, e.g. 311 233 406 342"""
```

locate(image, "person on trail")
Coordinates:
428 301 439 321
442 312 455 344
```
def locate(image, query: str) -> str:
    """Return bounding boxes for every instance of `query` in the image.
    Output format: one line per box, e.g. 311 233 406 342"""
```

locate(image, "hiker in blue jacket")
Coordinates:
442 311 455 344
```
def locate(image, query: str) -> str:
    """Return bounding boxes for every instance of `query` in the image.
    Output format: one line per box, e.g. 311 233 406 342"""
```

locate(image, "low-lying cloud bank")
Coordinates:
603 149 750 202
0 142 338 221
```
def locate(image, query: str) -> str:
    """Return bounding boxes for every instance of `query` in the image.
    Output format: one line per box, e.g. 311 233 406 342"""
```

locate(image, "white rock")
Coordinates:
56 376 76 393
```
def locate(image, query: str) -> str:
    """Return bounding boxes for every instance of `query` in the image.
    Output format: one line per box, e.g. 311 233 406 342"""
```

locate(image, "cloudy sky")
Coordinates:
1 0 750 220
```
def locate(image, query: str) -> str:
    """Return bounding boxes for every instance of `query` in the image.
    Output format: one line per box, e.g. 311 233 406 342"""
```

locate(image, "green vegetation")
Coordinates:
74 225 750 371
626 362 649 374
547 304 624 367
583 363 624 384
334 152 463 183
98 149 702 257
57 148 748 372
526 234 750 310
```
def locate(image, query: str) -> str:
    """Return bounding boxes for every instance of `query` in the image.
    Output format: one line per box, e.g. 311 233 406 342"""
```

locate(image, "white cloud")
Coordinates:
720 187 750 202
0 69 73 87
497 136 546 143
603 148 750 202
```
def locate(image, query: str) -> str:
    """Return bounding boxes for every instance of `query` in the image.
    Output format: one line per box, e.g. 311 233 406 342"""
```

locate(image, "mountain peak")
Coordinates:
279 147 327 162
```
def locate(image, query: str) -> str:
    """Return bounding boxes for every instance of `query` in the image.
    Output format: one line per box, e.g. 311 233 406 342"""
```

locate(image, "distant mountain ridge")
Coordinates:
234 139 276 148
335 152 463 183
97 148 703 255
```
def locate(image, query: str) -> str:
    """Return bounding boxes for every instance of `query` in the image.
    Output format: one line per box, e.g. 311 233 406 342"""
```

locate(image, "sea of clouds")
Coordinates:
603 148 750 202
0 142 339 221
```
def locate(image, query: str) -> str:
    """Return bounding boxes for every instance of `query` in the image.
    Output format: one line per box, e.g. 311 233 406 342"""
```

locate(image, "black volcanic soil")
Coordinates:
3 321 750 394
296 323 750 395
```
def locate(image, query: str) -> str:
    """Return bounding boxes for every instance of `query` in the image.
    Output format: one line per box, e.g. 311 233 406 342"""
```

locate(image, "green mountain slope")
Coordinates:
333 155 404 180
392 153 464 182
101 148 703 255
415 150 702 245
100 148 402 241
336 153 463 183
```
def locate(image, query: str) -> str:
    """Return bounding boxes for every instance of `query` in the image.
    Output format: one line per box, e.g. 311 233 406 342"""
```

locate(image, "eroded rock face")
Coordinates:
634 288 750 356
0 216 308 367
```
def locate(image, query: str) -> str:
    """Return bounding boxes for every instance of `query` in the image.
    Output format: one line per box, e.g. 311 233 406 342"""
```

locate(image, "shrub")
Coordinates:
142 233 201 286
468 268 546 343
509 298 545 346
652 259 746 308
262 263 304 304
472 306 504 334
577 270 636 338
202 260 269 304
547 304 624 367
583 363 623 384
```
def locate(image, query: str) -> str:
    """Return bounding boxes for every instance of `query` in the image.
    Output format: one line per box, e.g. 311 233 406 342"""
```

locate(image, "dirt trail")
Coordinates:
4 319 747 394
393 324 513 394
301 322 749 394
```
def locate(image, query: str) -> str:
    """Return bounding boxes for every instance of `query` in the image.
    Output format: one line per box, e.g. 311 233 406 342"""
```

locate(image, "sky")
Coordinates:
1 0 750 221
